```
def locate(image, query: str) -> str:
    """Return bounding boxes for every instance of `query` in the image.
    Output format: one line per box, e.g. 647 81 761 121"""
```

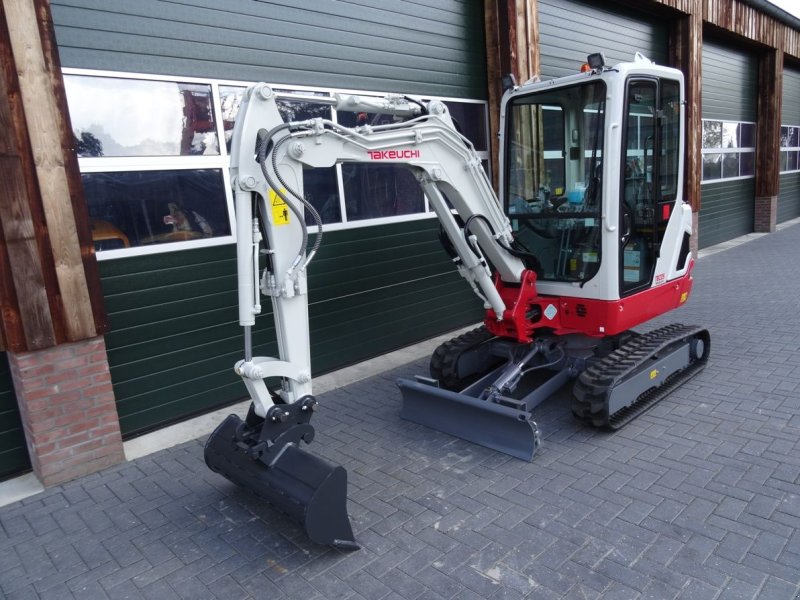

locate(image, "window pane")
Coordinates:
703 121 722 148
341 164 424 221
82 169 231 250
659 80 681 202
790 127 800 148
722 122 739 148
722 153 740 178
791 151 799 172
781 150 790 172
781 126 790 148
302 168 341 225
542 107 564 152
220 85 246 153
337 109 397 128
702 154 722 180
444 102 488 151
739 123 755 148
65 76 219 157
740 152 755 176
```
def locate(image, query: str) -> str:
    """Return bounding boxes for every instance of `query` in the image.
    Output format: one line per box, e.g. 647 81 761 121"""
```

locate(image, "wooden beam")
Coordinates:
484 0 540 193
32 0 107 335
3 0 99 344
669 2 703 213
755 47 782 197
485 0 502 191
0 2 56 351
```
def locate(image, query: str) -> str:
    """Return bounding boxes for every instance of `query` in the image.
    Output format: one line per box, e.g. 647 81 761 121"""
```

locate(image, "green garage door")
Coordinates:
537 0 668 80
53 0 488 436
698 41 758 248
778 66 800 223
51 0 486 100
0 353 30 479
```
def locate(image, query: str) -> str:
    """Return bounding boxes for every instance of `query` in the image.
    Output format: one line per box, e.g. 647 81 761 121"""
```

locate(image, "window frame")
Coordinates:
63 68 490 261
700 118 756 184
780 124 800 174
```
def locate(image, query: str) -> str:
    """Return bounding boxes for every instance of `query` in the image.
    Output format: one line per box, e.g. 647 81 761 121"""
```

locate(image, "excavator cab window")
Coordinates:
619 77 682 295
505 80 606 283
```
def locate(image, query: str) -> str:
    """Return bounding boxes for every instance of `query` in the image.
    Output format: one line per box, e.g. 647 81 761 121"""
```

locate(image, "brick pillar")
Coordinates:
7 337 125 486
755 195 778 233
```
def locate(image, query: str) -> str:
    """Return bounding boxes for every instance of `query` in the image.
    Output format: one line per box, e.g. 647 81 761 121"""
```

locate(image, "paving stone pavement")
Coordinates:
3 224 800 600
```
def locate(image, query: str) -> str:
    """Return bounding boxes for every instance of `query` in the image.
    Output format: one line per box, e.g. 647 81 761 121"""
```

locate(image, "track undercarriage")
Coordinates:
398 323 710 460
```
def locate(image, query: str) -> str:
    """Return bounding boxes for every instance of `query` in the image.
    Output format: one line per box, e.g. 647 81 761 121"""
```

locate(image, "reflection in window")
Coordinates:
780 125 800 173
341 164 424 221
82 170 231 250
443 102 488 151
68 71 491 257
220 85 245 153
702 154 722 180
65 76 219 157
701 119 755 182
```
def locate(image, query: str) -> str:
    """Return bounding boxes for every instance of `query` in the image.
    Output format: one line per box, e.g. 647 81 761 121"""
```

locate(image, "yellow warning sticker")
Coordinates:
649 369 659 380
269 188 290 226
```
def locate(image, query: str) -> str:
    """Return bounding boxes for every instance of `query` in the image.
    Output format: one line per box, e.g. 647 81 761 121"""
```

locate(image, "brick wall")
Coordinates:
755 195 777 233
8 337 124 486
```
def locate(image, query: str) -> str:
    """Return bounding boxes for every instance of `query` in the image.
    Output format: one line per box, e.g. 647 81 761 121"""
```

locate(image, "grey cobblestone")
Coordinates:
4 225 800 598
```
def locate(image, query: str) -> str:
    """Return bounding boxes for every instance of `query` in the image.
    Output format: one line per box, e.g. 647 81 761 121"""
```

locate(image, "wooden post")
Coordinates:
484 0 540 192
754 47 783 233
669 3 702 213
1 0 121 486
0 0 105 350
669 1 702 255
0 1 57 351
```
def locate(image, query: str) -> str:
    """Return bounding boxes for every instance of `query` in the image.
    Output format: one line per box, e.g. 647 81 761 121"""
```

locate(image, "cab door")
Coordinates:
619 77 681 295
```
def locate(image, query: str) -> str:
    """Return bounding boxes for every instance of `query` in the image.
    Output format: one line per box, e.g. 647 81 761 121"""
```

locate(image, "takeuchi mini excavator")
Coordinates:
204 53 710 549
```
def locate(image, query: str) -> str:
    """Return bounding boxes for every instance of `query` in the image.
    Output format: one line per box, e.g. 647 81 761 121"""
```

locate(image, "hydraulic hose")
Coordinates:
256 123 323 273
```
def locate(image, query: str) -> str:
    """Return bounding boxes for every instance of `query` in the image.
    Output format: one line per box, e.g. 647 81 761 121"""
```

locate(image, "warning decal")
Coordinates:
269 188 290 226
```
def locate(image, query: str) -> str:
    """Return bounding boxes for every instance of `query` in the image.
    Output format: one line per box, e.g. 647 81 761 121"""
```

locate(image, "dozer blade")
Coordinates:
397 377 541 461
204 414 358 550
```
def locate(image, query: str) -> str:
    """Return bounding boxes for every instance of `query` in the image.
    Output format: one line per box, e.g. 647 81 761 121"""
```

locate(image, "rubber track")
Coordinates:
429 326 495 391
572 323 710 429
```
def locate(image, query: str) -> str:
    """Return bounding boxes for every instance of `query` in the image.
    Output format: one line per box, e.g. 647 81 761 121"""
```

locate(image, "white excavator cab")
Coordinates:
497 54 693 328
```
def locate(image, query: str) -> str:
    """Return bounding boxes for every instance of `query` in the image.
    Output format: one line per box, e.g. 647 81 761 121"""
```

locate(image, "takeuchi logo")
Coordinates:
367 149 421 160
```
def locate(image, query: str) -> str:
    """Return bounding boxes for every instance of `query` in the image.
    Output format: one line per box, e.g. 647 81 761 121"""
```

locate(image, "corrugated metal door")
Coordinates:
52 0 488 435
0 353 30 479
698 41 757 248
778 67 800 223
51 0 486 99
537 0 668 79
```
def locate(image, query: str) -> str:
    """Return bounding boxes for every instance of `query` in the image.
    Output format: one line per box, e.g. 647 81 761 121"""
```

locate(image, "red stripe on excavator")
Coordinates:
484 266 694 342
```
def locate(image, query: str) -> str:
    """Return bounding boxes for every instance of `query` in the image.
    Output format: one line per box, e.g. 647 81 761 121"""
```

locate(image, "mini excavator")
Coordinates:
204 53 710 549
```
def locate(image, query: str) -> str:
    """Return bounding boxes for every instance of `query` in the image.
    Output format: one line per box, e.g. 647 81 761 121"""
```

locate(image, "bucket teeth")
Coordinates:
205 411 358 550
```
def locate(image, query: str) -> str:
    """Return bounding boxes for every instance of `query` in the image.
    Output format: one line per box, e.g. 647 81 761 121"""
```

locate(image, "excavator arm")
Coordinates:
231 84 526 409
206 83 531 550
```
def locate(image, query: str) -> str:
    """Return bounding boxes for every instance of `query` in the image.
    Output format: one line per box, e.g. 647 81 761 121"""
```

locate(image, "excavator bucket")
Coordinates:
204 413 358 550
397 377 541 461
